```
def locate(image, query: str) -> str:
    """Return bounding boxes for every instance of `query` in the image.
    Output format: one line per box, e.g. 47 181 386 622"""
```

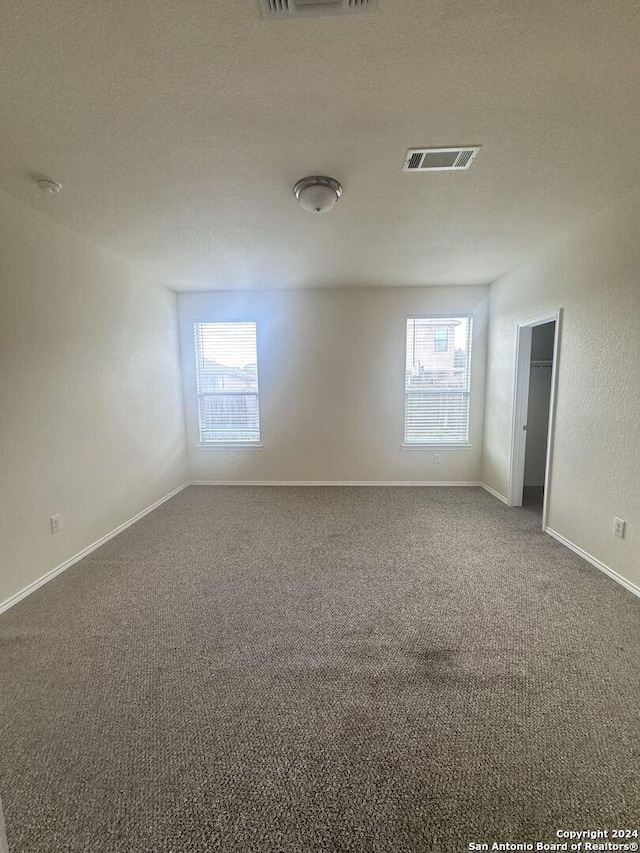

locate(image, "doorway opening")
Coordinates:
508 310 561 529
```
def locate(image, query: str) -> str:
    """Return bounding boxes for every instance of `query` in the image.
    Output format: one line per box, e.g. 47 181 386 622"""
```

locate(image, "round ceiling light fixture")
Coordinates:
293 176 343 214
36 178 62 194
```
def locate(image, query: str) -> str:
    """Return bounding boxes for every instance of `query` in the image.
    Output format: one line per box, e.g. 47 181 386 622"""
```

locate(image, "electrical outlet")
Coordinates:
433 453 441 464
50 514 62 534
613 518 626 539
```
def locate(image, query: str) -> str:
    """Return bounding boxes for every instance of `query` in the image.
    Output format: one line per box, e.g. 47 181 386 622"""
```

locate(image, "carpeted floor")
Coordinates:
0 793 8 853
0 486 638 853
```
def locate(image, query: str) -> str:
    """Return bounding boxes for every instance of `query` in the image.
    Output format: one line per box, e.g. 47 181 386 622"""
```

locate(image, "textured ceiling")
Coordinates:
1 0 639 290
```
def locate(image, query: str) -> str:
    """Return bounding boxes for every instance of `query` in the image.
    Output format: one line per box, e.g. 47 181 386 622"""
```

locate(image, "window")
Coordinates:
194 322 260 444
404 315 472 446
433 326 449 352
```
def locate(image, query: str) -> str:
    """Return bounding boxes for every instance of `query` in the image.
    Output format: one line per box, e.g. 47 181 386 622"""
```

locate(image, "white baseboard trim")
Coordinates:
0 482 190 616
479 483 509 504
189 480 484 487
546 527 640 599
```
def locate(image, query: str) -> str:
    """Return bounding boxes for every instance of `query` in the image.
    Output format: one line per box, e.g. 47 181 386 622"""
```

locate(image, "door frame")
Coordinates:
507 309 562 529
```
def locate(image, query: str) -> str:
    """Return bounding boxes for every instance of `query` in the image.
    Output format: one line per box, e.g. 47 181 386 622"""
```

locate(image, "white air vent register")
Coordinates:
403 147 481 172
259 0 377 19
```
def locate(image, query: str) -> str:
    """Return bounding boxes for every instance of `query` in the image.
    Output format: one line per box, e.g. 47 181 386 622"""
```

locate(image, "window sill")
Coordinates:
401 443 472 450
197 442 264 450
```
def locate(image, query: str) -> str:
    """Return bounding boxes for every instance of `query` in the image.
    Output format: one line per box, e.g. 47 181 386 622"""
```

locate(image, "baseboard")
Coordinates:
479 483 509 504
546 527 640 599
189 480 484 487
0 482 190 616
191 480 511 505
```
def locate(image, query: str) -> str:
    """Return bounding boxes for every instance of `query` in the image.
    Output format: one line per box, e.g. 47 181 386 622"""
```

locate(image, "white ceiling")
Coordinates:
1 0 639 291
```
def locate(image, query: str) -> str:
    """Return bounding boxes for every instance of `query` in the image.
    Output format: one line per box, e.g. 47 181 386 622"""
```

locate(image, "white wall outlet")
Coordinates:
433 453 441 464
613 518 626 538
50 514 62 534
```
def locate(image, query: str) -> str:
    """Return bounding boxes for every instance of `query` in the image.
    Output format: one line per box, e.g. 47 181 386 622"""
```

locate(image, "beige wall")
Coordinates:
0 192 187 606
483 191 640 589
179 287 489 483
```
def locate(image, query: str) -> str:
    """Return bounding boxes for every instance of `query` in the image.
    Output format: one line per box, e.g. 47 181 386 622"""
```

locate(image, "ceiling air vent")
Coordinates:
402 147 481 172
259 0 377 18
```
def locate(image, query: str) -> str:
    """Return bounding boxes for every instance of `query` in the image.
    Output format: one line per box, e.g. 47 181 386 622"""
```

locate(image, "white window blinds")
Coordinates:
404 315 473 446
194 322 260 443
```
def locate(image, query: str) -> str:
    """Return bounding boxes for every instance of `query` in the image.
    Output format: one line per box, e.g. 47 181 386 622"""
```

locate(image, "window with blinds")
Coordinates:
404 315 473 446
194 322 260 443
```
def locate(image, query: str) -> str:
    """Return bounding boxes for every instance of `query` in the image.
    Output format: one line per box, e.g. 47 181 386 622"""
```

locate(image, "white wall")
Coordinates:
483 190 640 589
178 287 488 483
0 192 188 607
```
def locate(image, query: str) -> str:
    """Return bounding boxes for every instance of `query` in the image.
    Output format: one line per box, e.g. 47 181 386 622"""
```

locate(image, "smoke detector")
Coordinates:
402 147 481 172
259 0 377 19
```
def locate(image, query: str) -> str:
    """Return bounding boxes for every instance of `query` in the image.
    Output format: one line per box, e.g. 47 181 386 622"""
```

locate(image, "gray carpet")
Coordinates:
0 486 638 853
0 794 8 853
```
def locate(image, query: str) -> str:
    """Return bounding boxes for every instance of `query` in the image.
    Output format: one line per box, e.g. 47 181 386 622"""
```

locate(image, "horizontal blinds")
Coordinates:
404 316 472 445
194 322 260 442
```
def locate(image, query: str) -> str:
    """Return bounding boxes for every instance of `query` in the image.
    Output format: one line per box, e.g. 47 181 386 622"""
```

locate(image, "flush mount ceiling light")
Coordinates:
293 176 343 214
36 177 62 194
